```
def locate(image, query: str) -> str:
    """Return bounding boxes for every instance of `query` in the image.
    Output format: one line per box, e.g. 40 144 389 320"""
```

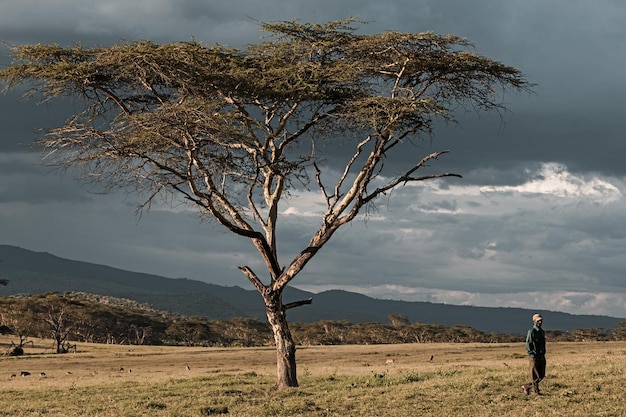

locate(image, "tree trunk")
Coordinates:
53 332 62 353
264 290 298 389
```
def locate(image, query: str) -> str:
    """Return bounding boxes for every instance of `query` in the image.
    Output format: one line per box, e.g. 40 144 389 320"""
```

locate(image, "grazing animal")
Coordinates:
20 371 30 376
39 372 46 378
10 374 16 378
429 355 434 361
385 359 395 365
186 364 191 371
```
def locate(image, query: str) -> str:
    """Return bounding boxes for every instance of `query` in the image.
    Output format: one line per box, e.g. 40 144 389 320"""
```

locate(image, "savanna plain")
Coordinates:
1 336 624 416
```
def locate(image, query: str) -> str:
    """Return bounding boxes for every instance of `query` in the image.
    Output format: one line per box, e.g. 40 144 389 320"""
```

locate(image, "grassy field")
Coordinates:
1 336 624 416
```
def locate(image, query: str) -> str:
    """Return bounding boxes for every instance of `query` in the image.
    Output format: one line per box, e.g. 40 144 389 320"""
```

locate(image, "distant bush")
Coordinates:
1 292 624 350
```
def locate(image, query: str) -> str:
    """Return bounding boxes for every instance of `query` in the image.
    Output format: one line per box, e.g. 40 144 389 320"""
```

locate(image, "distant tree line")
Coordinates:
1 293 625 355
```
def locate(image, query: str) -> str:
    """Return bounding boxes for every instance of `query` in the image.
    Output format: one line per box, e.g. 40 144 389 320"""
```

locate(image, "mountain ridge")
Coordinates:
0 244 622 334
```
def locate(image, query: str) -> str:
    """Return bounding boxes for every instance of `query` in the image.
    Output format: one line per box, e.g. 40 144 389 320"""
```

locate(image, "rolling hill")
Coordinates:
0 244 622 334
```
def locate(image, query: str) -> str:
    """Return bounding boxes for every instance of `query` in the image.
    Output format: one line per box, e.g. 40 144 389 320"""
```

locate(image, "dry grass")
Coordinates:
1 336 625 416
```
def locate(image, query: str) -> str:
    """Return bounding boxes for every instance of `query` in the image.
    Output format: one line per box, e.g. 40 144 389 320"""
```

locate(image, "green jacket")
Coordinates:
526 325 546 358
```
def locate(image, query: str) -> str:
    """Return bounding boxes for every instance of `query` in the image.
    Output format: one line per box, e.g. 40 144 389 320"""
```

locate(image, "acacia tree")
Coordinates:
34 293 77 353
165 317 213 346
0 19 530 388
0 297 37 355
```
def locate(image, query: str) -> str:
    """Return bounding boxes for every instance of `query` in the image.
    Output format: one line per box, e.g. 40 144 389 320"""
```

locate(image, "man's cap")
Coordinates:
532 313 543 322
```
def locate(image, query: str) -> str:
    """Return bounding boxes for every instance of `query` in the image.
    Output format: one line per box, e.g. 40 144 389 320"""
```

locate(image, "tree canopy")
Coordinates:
0 19 532 388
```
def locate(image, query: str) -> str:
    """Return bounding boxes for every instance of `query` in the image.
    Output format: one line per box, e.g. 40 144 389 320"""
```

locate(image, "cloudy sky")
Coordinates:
1 0 625 319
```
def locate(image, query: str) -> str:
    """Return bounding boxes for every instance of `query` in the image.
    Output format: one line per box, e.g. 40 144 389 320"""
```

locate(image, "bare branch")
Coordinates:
363 150 461 204
313 161 331 207
284 298 313 310
237 266 267 294
332 135 373 209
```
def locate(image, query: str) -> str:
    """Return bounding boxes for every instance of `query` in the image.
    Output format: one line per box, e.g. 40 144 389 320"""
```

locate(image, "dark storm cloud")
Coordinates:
0 156 93 204
0 92 73 152
1 0 625 318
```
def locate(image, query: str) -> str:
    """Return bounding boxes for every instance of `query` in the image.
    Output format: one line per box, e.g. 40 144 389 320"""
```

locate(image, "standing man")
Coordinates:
522 313 546 395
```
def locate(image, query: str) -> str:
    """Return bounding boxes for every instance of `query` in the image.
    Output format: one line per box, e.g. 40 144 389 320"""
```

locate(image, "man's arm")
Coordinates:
525 329 535 357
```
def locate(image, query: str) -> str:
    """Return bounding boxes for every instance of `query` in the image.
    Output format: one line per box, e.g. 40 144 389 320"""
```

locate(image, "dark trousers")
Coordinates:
523 355 546 393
